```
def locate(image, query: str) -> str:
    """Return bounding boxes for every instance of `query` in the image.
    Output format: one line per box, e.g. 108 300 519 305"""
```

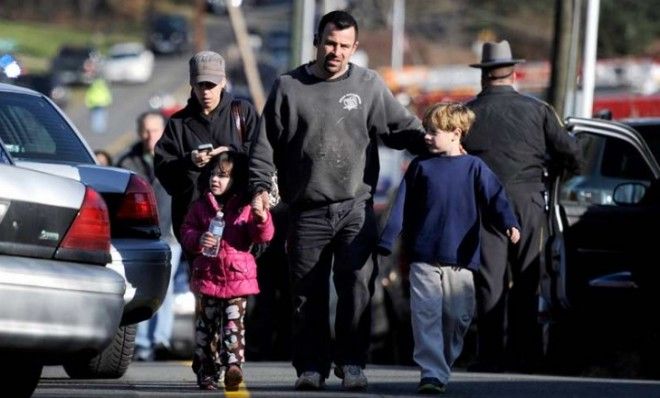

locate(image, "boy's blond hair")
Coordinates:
422 102 476 138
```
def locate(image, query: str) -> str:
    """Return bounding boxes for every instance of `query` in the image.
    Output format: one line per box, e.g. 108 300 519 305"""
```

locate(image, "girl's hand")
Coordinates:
507 227 521 244
251 193 268 223
199 232 218 248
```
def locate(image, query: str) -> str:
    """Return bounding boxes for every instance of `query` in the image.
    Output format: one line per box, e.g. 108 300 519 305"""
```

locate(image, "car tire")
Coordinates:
64 324 137 379
0 359 42 397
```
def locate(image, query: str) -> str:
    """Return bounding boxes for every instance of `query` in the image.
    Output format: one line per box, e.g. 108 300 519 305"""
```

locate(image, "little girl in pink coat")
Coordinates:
180 151 274 391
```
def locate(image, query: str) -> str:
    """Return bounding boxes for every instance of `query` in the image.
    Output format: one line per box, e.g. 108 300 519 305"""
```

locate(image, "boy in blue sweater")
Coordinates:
378 102 520 394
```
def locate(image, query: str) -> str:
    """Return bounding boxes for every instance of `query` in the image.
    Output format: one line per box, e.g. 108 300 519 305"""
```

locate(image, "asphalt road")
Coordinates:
34 361 660 398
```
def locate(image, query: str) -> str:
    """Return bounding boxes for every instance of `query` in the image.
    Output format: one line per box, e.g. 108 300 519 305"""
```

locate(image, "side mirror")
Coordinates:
612 182 647 205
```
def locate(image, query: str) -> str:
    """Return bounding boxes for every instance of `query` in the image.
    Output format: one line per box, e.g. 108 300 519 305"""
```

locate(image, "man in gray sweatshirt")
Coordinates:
249 10 425 391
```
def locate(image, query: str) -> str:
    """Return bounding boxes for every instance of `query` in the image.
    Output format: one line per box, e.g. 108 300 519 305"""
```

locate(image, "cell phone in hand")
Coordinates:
197 143 213 153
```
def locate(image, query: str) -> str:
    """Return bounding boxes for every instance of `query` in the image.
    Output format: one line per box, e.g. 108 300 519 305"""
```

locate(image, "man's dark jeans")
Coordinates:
287 199 378 378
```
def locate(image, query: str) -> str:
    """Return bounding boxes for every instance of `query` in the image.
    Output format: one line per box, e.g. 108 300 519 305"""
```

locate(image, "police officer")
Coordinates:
463 40 581 372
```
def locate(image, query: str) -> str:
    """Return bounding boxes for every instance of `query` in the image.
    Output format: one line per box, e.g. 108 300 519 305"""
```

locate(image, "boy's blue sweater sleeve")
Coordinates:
478 162 520 232
378 163 414 255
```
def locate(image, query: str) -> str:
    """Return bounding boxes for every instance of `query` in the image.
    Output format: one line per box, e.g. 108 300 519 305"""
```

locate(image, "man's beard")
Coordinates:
323 55 341 73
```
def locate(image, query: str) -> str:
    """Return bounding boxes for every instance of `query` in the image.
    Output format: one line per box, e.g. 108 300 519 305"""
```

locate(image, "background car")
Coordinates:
206 0 244 14
0 148 126 396
171 261 195 358
103 42 154 84
146 13 191 56
0 83 171 379
50 45 103 85
542 117 660 377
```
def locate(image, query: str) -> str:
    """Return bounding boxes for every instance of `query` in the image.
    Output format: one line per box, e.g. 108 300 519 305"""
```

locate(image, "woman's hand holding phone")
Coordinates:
191 145 230 168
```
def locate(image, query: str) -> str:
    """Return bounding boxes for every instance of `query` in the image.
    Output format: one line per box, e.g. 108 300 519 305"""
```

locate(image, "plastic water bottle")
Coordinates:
202 211 224 257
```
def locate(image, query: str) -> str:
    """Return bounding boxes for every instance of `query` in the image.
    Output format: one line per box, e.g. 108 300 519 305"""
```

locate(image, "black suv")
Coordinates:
542 117 660 376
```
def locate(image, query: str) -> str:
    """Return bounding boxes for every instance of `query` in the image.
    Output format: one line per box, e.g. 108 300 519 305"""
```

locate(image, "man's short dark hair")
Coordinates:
316 10 359 40
136 110 165 133
482 66 515 81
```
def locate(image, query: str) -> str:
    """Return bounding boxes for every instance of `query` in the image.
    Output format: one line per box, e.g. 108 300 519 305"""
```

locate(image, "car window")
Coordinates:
153 15 187 32
110 51 140 59
560 134 653 206
633 124 660 162
600 137 653 180
0 92 93 163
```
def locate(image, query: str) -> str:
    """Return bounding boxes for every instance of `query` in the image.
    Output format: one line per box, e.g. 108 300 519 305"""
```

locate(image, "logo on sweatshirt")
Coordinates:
339 93 362 111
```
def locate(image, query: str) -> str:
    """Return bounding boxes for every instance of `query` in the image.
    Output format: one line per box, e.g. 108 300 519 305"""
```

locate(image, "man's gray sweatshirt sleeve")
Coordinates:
368 75 426 155
248 82 279 197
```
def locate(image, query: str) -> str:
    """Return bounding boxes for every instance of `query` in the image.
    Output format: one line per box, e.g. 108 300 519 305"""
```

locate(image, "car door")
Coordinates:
543 117 660 312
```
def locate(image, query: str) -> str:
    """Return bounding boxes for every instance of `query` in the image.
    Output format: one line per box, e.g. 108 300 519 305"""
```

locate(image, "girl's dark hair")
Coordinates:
201 151 248 198
316 10 359 40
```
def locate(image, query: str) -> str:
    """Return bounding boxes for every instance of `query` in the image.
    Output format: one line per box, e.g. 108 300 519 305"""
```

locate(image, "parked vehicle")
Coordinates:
103 42 154 84
171 260 195 358
146 13 191 55
50 45 103 85
206 0 244 14
542 117 660 375
0 83 171 379
0 148 126 396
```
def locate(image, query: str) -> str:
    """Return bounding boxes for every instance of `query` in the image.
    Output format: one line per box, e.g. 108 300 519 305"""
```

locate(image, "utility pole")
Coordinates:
548 0 574 118
226 3 266 110
322 0 348 13
564 0 582 117
391 0 405 70
292 0 315 68
193 0 207 52
580 0 600 117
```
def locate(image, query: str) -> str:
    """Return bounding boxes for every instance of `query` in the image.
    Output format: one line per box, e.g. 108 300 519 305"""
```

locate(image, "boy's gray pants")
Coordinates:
410 262 475 384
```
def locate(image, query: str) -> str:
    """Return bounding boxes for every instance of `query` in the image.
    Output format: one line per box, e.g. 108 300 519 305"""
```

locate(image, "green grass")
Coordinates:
0 19 142 72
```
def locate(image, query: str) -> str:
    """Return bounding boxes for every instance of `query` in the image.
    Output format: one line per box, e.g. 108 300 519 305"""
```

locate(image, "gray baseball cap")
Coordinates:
189 51 226 85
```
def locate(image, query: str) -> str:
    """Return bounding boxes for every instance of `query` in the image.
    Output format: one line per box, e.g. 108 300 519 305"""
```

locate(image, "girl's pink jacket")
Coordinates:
180 191 274 299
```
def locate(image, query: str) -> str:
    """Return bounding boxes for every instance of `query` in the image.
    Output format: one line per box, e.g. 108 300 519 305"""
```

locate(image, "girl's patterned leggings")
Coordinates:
192 295 247 379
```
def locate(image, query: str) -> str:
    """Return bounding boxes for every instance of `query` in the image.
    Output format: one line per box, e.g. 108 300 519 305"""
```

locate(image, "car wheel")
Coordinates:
0 359 42 397
64 324 137 379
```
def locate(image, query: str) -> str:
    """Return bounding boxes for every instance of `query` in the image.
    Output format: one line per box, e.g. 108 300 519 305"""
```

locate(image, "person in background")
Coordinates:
116 111 182 361
85 76 112 134
248 10 426 391
463 40 581 373
154 51 258 247
379 102 520 394
94 149 113 166
180 152 273 391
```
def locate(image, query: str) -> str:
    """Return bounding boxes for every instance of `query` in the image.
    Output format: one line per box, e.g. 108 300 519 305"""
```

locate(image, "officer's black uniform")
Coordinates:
464 84 581 371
